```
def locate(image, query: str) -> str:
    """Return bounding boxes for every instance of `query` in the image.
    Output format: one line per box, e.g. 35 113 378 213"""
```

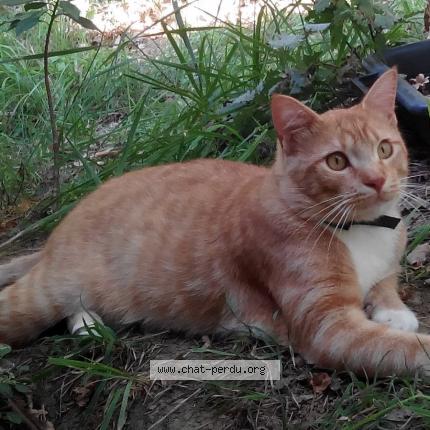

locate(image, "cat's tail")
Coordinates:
300 304 430 377
0 252 42 288
0 263 68 346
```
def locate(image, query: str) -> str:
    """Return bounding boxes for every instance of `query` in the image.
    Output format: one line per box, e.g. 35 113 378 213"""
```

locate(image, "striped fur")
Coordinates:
1 69 429 377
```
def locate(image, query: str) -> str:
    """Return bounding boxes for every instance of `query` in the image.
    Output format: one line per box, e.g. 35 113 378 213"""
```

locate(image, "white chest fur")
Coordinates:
336 223 400 296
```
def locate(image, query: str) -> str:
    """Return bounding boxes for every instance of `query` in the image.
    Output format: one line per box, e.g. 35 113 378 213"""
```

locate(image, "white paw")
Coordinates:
372 308 419 332
67 311 103 336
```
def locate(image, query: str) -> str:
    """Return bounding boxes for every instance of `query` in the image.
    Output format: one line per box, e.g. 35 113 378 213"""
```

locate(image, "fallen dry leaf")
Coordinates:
385 407 412 422
201 335 211 349
399 284 416 302
329 375 342 391
410 73 429 90
406 243 430 267
72 385 93 408
94 147 121 159
309 372 331 394
28 402 55 429
0 218 18 233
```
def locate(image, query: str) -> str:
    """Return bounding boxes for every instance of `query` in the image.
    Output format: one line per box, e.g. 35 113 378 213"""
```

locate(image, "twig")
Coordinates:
7 398 41 430
43 0 61 204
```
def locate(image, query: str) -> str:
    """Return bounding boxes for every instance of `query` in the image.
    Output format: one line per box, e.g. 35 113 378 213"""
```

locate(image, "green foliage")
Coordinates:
0 0 426 231
0 343 32 426
0 0 98 34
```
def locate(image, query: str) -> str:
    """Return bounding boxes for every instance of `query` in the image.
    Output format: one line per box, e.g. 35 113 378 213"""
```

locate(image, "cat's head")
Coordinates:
271 68 408 223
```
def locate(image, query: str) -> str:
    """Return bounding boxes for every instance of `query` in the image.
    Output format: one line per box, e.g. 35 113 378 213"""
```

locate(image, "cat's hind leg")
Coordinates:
217 287 290 346
364 274 418 332
0 268 68 346
67 311 104 336
0 252 42 288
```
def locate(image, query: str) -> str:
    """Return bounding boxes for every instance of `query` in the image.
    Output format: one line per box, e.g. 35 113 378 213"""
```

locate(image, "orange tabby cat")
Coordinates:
0 69 428 377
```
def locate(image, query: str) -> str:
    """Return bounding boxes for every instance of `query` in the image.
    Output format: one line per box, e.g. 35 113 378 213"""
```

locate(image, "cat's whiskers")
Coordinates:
302 200 352 268
399 182 429 187
399 191 429 209
324 205 354 265
399 185 429 193
399 184 430 199
327 205 354 254
399 193 429 221
303 195 357 242
296 192 355 217
400 173 430 181
296 193 357 231
305 196 356 256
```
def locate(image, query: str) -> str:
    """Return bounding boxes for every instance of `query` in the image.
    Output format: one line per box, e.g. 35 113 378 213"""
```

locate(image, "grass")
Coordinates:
3 322 430 428
0 0 430 428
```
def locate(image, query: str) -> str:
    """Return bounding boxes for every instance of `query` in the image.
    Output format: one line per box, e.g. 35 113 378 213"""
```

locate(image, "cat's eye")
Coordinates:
326 152 349 171
378 140 393 159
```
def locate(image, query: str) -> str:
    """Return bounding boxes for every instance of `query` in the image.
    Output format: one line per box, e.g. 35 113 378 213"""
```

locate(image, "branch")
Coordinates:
43 0 61 203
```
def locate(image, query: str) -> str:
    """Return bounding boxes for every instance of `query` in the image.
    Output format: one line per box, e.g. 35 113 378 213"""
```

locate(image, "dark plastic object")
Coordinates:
354 40 430 147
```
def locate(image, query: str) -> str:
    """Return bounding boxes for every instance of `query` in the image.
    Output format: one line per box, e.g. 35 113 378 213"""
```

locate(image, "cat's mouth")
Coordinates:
350 192 400 222
356 188 399 206
322 191 400 225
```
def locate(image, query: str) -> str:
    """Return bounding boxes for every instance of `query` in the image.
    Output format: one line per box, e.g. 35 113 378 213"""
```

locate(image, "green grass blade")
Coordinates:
117 381 133 430
114 91 149 176
48 358 131 378
100 388 123 430
0 45 98 64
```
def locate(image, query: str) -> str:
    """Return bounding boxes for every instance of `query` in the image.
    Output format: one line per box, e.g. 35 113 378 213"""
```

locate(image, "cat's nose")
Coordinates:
363 176 386 193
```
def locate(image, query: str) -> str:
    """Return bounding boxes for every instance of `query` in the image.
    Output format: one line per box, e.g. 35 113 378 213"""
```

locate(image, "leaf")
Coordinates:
0 0 35 5
425 0 430 32
314 0 331 13
267 33 304 49
117 381 133 430
0 45 97 64
5 411 22 424
7 19 20 30
65 14 99 31
304 23 330 32
0 344 11 359
357 0 374 18
114 92 148 176
290 70 308 95
406 243 430 267
14 383 30 394
309 372 331 394
24 1 46 10
59 1 80 20
241 392 267 401
385 408 412 422
100 388 122 430
374 13 396 29
0 383 13 398
15 11 42 36
72 385 93 407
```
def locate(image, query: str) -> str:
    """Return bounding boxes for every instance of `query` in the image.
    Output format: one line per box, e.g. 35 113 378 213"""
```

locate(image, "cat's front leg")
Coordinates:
275 279 430 376
364 274 418 332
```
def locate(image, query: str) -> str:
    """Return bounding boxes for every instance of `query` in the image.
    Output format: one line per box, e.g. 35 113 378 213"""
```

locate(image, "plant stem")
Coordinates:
44 0 60 203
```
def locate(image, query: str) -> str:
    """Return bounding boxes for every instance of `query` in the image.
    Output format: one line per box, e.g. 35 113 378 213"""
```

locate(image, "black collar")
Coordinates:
325 215 401 231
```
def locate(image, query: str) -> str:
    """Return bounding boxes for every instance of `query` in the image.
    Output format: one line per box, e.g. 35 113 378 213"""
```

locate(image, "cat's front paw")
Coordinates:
372 308 419 332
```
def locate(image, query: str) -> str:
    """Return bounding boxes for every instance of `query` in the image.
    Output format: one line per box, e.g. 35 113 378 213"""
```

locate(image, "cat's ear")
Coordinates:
271 94 320 150
362 68 398 123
